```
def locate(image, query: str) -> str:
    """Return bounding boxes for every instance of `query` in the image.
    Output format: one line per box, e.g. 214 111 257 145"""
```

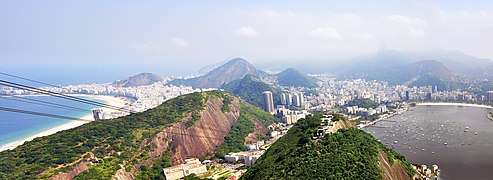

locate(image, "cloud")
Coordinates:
169 37 189 47
385 15 427 37
308 27 342 39
236 26 259 37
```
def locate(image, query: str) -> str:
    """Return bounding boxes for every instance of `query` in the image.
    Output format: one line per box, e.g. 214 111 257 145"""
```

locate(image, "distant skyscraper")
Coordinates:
299 92 304 105
287 94 293 106
262 91 275 113
292 93 301 107
434 86 438 93
405 91 410 101
280 93 287 105
487 91 493 102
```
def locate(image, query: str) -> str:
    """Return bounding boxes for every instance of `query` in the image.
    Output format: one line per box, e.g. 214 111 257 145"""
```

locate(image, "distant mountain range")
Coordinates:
112 73 163 87
168 58 317 89
167 58 268 89
342 49 493 90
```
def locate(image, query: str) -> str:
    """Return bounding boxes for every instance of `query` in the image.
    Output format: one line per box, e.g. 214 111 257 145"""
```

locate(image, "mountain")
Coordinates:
242 115 416 179
112 73 163 87
221 75 283 108
345 50 460 90
168 58 269 88
417 48 493 77
0 91 279 179
275 68 318 88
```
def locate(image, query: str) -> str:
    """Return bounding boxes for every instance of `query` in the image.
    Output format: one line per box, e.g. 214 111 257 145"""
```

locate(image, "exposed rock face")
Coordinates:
378 151 411 180
113 95 248 179
171 98 241 164
245 119 269 144
51 153 97 180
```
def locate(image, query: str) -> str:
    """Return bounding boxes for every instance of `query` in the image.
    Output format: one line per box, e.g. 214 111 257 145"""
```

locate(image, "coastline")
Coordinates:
0 94 130 152
417 102 493 109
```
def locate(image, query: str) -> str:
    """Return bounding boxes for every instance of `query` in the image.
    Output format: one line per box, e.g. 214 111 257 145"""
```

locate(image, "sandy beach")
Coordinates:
417 102 493 109
0 94 130 152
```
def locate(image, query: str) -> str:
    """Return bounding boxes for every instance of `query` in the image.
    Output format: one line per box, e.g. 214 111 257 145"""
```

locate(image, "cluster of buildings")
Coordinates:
162 158 208 180
280 92 306 108
263 90 311 125
1 81 209 119
345 104 388 116
301 74 492 114
414 164 440 179
224 150 264 166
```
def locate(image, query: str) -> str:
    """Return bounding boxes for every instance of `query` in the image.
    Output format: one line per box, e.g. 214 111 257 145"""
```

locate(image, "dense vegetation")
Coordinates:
275 68 317 88
242 115 414 179
215 103 280 157
345 98 379 109
0 92 210 179
221 75 283 109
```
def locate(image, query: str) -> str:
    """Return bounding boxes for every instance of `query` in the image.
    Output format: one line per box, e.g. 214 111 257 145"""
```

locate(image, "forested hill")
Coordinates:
0 91 279 179
242 115 416 180
221 75 283 108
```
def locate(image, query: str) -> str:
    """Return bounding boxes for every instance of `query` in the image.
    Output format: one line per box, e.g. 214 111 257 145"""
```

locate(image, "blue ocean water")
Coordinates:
0 96 103 147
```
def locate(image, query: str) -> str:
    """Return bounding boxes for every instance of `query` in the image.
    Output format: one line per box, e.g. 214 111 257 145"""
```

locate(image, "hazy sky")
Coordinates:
1 0 492 83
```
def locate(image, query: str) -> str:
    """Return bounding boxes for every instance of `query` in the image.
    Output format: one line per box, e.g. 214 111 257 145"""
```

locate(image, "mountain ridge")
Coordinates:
168 58 268 88
112 73 163 87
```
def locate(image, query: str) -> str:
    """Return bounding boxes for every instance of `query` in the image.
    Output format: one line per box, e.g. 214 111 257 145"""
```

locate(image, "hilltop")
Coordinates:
276 68 318 88
242 115 415 180
0 91 279 179
221 75 283 109
112 73 163 87
168 58 268 88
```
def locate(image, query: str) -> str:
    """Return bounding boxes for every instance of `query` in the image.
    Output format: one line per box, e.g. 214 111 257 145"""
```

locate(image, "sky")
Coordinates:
1 0 492 84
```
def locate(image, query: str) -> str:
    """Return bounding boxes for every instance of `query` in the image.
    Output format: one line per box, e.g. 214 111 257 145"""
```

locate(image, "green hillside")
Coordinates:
241 115 415 180
221 75 283 108
0 91 278 179
276 68 317 88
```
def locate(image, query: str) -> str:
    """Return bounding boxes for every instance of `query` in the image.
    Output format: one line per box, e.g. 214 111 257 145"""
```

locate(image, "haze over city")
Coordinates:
1 0 493 84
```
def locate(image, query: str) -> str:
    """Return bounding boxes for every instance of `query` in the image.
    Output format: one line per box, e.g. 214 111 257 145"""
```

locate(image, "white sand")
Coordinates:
417 102 493 109
0 95 130 152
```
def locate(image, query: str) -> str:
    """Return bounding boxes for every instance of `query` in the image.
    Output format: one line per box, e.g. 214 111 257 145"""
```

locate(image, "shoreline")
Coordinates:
0 94 130 152
417 102 493 109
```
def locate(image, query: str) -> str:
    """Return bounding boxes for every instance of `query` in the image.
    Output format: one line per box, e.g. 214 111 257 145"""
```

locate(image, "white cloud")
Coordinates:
236 26 259 37
352 32 375 40
308 27 342 39
385 15 428 37
169 37 189 47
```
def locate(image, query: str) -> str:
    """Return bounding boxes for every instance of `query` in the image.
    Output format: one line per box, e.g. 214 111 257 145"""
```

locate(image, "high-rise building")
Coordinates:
299 92 304 105
292 93 301 107
287 94 293 106
405 91 410 101
280 93 287 105
262 91 275 113
487 91 493 102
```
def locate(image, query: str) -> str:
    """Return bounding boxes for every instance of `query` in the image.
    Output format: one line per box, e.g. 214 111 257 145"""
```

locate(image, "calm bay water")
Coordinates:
364 105 493 180
0 96 102 147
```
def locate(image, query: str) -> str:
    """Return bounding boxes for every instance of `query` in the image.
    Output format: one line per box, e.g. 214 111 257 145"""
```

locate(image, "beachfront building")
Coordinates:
163 158 207 180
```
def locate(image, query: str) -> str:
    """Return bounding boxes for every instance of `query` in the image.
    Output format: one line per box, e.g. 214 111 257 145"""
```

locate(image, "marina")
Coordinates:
364 104 493 180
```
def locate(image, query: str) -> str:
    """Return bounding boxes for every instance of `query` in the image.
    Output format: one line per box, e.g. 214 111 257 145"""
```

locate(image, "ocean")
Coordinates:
364 105 493 179
0 96 103 148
